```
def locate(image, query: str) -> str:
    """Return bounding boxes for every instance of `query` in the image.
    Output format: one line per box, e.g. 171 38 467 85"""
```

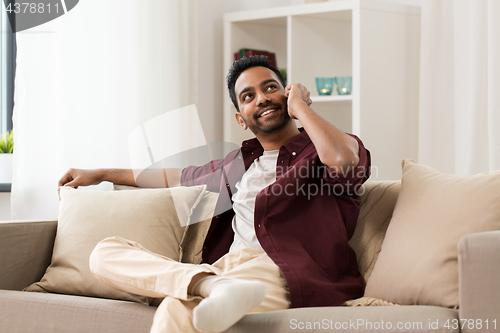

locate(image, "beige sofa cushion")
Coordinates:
0 290 155 333
231 303 459 332
364 159 500 308
1 290 460 333
114 184 218 264
180 190 218 264
349 181 401 284
25 186 206 303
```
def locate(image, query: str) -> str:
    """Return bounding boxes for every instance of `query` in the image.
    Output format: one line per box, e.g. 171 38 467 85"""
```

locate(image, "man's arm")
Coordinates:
285 84 360 173
58 168 182 188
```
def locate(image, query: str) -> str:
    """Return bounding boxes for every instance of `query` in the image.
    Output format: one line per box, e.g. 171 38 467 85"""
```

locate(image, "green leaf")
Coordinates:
0 130 13 154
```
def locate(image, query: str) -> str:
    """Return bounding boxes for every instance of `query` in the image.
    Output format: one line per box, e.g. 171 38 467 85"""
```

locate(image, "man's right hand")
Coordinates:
58 168 104 188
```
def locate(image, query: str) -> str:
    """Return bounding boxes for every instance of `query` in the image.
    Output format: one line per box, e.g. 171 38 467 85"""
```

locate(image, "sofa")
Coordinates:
1 179 499 333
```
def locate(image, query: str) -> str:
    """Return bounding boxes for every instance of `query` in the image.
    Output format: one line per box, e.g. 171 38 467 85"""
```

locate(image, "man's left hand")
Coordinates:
285 83 313 119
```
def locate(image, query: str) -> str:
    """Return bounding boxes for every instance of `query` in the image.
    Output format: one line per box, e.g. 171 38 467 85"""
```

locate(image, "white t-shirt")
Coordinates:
229 149 279 252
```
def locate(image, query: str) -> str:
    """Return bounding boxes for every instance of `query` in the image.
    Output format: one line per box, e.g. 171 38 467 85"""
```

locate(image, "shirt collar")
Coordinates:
281 127 311 157
241 127 311 157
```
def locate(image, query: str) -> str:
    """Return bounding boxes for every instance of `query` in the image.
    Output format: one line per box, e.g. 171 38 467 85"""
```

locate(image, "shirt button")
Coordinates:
251 152 254 154
292 152 296 156
258 224 261 228
281 160 284 163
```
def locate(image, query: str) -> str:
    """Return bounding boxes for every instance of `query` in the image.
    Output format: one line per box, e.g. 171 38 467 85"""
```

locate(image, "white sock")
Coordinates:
192 276 266 333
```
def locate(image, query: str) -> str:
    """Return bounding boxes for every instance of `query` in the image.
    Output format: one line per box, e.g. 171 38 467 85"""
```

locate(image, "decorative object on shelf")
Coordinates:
334 76 352 95
316 77 334 95
0 130 14 184
234 48 277 67
279 68 287 85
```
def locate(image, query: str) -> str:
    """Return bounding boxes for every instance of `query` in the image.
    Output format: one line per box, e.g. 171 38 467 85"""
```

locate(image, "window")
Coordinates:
1 4 16 135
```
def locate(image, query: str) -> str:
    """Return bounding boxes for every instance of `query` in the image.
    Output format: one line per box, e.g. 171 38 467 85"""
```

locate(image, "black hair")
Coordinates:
226 55 286 112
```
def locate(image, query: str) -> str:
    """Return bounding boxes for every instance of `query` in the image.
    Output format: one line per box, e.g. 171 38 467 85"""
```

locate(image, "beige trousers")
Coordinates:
89 237 290 333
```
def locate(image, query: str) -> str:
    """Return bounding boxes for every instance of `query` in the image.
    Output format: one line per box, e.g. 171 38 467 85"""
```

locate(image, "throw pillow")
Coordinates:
364 159 500 308
25 185 206 303
180 190 219 264
349 180 401 284
113 184 219 264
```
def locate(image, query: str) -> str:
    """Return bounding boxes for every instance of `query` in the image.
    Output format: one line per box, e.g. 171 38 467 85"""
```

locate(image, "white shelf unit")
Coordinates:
223 0 421 180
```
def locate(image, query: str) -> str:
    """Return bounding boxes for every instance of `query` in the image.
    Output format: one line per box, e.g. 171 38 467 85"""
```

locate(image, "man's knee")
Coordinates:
89 236 128 276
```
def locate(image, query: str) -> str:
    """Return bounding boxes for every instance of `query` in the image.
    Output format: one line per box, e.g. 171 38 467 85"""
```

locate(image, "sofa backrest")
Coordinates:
182 180 402 282
0 220 57 291
349 180 401 285
182 181 403 281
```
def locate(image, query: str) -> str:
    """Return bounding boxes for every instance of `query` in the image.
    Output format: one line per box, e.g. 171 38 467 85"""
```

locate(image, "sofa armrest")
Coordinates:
458 231 500 333
0 220 57 291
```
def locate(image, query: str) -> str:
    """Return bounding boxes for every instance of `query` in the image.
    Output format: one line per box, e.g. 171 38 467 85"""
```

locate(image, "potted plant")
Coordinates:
0 130 13 184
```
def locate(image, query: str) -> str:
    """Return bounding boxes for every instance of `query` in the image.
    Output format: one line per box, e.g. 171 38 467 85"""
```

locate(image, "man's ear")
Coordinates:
235 113 247 130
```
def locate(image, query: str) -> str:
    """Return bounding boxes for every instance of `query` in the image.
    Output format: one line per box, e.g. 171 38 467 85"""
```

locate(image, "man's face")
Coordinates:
234 66 291 136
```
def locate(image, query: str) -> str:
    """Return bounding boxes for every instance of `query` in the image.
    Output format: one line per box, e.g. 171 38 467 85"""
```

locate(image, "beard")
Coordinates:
244 102 292 136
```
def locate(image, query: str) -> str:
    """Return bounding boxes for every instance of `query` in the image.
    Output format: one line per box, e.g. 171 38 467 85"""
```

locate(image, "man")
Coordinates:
59 56 371 333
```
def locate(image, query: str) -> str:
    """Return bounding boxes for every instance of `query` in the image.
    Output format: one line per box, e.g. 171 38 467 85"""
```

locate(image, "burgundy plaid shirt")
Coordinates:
181 128 371 308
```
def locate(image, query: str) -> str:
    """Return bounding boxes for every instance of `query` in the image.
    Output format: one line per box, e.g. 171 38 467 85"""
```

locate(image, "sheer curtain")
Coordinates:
11 0 197 220
418 0 500 175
